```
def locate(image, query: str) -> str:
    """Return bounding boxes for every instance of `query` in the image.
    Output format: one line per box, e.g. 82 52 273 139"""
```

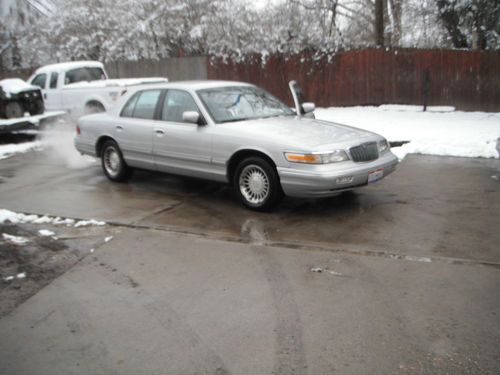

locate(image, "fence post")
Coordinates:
422 68 430 112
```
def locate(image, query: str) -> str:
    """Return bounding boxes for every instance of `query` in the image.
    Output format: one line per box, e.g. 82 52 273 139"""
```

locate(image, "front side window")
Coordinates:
161 90 199 123
31 74 47 89
197 86 294 124
64 67 106 85
49 72 58 89
121 90 161 120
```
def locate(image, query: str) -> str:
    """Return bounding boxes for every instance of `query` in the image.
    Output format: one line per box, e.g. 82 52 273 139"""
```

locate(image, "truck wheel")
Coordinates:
233 156 283 211
5 101 24 119
101 140 133 182
29 99 45 116
85 101 105 114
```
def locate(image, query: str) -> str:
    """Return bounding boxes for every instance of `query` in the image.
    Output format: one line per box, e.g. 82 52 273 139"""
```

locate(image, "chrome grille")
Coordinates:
349 142 379 162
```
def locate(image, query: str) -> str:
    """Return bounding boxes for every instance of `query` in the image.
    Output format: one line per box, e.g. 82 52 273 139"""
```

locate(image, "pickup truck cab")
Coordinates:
28 61 167 120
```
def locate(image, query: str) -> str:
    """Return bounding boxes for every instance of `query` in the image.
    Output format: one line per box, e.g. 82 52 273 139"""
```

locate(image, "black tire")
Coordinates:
233 156 283 211
100 140 133 182
5 101 24 119
29 98 45 116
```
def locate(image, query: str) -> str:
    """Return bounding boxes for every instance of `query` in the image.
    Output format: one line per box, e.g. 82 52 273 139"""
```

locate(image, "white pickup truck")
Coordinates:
28 61 167 119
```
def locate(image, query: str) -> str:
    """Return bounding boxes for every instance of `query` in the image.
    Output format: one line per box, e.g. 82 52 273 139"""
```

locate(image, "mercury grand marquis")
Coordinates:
74 80 398 210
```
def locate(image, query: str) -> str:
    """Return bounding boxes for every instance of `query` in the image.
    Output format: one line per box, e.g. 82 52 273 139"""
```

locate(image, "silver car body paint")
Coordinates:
75 81 399 198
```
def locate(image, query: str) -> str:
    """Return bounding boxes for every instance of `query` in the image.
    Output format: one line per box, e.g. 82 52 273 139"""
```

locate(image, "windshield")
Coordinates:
65 67 106 85
197 86 294 123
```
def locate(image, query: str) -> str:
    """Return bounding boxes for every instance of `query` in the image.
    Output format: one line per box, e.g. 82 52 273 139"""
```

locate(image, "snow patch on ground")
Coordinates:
2 233 29 245
38 229 55 236
0 141 43 160
74 219 106 227
315 106 500 160
0 209 105 227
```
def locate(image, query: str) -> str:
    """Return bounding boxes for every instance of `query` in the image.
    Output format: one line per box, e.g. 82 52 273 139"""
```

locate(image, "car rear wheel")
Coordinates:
101 140 133 182
234 157 283 211
5 101 24 119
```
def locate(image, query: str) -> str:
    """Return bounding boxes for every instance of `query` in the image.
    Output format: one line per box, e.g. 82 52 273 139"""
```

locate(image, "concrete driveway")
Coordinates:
0 137 498 374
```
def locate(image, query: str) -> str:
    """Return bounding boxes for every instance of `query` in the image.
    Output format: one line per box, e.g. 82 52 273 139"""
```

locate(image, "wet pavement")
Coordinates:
0 142 498 264
0 136 499 374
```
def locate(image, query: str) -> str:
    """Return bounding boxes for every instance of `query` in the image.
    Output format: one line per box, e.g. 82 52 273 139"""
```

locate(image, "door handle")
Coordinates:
116 125 123 131
155 129 165 135
43 93 47 100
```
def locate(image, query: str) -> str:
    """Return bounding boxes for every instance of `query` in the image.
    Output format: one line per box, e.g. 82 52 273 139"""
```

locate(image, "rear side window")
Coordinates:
121 90 161 120
64 67 106 84
31 74 46 89
161 90 199 122
121 93 139 117
49 72 58 89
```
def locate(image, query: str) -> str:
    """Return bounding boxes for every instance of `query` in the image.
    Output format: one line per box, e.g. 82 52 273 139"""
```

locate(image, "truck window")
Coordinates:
49 72 58 89
65 67 106 85
31 74 47 89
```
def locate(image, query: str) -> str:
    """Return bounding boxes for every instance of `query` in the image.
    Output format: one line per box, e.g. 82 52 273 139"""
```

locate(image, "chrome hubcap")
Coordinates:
104 147 120 177
239 165 270 205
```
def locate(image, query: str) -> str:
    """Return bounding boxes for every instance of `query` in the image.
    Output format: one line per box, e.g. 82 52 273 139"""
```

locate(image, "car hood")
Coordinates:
217 116 379 150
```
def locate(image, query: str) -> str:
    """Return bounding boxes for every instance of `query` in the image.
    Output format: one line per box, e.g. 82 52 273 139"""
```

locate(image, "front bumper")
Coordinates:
277 151 399 198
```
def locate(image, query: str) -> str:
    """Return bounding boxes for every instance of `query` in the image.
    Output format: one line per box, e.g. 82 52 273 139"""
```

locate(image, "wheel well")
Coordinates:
227 149 278 184
95 136 115 157
85 100 105 111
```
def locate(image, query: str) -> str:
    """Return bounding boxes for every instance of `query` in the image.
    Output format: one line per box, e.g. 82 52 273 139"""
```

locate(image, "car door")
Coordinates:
153 89 213 179
44 72 62 111
112 89 162 170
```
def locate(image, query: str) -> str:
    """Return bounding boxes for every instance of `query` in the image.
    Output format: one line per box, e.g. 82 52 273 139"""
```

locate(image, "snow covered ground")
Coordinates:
0 141 42 160
315 105 500 160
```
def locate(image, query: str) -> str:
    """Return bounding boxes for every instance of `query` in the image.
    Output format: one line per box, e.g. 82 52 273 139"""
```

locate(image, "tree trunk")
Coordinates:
374 0 384 47
436 0 468 48
388 0 402 46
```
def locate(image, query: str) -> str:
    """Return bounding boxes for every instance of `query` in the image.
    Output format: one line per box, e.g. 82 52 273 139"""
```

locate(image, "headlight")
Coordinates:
284 150 349 164
378 139 389 154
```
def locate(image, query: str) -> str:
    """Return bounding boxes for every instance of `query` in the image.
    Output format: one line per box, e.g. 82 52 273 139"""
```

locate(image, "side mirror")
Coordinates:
301 102 315 114
182 111 201 125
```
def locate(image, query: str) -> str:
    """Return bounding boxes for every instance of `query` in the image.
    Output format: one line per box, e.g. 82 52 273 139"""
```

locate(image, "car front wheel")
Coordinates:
234 157 283 211
101 140 133 182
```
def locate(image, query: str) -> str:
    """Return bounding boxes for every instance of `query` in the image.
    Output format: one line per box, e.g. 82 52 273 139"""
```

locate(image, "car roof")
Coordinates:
130 80 255 91
34 61 104 75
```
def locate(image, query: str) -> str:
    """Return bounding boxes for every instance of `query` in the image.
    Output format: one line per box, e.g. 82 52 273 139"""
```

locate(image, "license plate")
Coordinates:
368 168 384 183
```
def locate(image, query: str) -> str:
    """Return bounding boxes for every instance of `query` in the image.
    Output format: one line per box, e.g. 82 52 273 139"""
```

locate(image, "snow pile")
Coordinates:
74 219 106 227
0 209 106 227
315 106 500 159
2 233 30 245
38 229 55 236
0 141 43 160
3 273 27 282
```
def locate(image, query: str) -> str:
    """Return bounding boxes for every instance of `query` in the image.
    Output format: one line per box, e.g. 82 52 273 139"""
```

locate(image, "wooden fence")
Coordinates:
207 49 500 112
2 49 499 111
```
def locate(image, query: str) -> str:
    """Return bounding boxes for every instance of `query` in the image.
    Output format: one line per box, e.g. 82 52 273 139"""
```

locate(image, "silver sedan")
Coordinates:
74 80 398 210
